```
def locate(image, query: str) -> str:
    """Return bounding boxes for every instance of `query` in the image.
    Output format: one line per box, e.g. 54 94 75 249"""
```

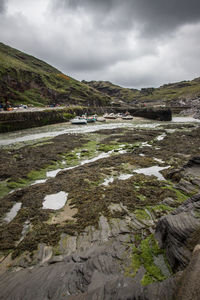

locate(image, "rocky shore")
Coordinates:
0 118 200 299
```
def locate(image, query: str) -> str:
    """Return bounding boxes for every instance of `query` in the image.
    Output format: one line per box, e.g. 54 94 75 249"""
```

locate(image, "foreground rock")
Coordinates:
1 189 200 299
1 189 200 300
156 193 200 271
0 215 175 300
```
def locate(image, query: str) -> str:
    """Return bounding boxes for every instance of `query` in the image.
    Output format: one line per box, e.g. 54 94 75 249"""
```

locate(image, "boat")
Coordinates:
122 115 133 120
70 116 87 125
97 116 106 122
86 115 97 123
103 113 117 119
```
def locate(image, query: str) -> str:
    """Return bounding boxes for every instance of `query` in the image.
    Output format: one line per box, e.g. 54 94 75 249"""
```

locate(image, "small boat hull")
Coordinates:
103 113 117 119
122 116 133 120
97 117 106 122
70 117 87 125
86 117 96 123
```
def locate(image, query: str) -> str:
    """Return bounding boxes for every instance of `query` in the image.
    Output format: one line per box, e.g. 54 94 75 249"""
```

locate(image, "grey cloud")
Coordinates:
0 0 6 14
52 0 200 36
0 0 200 89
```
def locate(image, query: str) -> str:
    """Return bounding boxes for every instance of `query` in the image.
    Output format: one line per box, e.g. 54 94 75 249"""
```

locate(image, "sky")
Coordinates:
0 0 200 88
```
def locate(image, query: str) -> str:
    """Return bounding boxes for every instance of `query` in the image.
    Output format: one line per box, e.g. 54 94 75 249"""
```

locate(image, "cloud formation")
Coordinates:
0 0 200 88
0 0 6 13
52 0 200 35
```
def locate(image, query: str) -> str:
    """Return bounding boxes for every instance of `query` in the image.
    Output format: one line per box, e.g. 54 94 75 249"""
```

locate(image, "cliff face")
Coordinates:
0 43 111 107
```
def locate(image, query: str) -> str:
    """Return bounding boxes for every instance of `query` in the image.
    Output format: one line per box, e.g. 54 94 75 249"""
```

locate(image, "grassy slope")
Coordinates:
82 80 138 103
0 42 111 107
84 78 200 104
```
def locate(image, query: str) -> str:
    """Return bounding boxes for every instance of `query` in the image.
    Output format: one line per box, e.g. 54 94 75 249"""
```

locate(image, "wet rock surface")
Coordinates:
156 193 200 271
0 119 200 299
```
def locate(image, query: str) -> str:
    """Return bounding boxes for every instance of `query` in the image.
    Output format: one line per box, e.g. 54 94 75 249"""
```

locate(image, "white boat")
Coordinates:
103 113 117 119
97 117 106 122
70 116 87 124
122 115 133 120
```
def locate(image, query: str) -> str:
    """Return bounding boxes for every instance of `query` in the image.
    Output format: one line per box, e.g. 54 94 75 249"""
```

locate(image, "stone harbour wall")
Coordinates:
0 106 172 133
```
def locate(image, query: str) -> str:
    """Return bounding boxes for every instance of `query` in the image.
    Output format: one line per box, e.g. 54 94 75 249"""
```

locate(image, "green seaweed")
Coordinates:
163 185 189 203
0 181 11 199
97 143 119 152
134 209 150 220
130 235 171 286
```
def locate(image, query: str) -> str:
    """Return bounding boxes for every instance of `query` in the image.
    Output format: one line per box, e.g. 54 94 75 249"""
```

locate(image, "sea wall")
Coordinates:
112 107 172 121
0 107 80 133
0 106 172 133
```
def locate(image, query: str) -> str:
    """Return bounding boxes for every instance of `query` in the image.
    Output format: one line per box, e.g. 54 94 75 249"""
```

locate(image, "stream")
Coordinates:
0 116 199 147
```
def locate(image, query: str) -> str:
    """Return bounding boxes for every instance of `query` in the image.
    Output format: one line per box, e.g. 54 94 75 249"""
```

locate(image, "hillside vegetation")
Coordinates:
1 42 199 108
83 78 200 105
0 42 111 107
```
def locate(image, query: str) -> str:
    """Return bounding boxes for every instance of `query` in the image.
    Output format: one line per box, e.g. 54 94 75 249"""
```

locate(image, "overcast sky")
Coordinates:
0 0 200 88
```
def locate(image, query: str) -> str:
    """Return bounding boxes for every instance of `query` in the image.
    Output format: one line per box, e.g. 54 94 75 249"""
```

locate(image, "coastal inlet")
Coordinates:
0 117 200 299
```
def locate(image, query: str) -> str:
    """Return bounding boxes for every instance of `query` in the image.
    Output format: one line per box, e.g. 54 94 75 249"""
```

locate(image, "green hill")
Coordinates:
1 42 199 108
0 42 111 107
83 78 200 105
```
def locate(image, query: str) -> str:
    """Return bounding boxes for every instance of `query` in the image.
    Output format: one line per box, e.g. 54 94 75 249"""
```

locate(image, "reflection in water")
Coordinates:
43 191 68 210
156 133 166 141
102 177 114 186
4 203 22 223
118 174 133 180
154 158 164 163
19 220 31 243
134 165 170 180
31 179 47 185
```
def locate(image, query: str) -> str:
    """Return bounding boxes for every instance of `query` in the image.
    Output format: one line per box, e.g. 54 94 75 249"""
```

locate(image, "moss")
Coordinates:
53 246 62 256
134 209 150 220
84 140 98 153
137 194 146 202
149 204 174 213
7 178 28 189
97 143 118 152
27 169 47 181
0 181 10 199
129 235 171 286
134 234 142 244
163 185 189 203
131 246 141 276
64 152 78 161
124 143 140 150
140 236 166 285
